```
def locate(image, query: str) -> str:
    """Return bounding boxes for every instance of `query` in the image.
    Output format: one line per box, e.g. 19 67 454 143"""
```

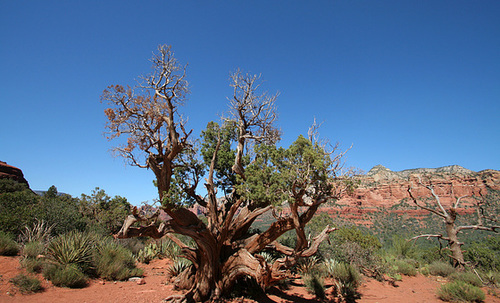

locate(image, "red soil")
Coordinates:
1 256 499 303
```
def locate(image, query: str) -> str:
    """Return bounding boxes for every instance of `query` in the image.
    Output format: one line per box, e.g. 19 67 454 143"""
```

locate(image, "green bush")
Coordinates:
449 271 483 287
428 261 455 277
94 240 143 281
437 281 485 302
391 235 415 259
303 274 326 300
20 257 45 273
0 231 19 256
43 263 88 288
22 241 45 258
47 231 96 273
10 274 43 293
392 259 417 276
464 236 500 271
483 270 500 287
326 261 361 301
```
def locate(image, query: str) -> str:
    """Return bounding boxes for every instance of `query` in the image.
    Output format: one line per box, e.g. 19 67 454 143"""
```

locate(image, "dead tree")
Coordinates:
102 45 352 302
408 176 499 268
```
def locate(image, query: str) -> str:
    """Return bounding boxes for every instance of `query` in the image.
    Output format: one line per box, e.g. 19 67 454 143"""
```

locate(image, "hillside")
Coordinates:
322 165 500 224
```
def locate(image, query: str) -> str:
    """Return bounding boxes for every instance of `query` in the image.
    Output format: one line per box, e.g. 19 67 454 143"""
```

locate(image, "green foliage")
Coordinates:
297 256 321 275
482 271 500 287
0 231 19 256
303 274 326 300
79 187 132 235
326 261 361 302
464 235 500 271
437 281 485 302
10 274 43 293
19 220 54 244
43 263 88 288
20 257 45 273
390 235 416 259
35 188 87 235
200 121 237 189
391 259 418 276
332 226 382 251
166 258 192 278
47 231 96 273
449 271 483 287
428 261 455 277
94 240 143 281
22 241 45 259
0 180 39 236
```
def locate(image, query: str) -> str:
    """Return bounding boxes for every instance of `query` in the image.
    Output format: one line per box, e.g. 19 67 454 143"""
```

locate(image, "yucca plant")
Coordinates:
46 231 96 273
166 258 192 278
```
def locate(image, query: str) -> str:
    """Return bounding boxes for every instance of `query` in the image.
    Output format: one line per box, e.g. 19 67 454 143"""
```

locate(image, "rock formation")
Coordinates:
324 165 500 224
0 161 30 187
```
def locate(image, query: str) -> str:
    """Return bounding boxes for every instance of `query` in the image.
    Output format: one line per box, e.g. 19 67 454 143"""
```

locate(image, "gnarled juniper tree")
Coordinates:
101 45 353 302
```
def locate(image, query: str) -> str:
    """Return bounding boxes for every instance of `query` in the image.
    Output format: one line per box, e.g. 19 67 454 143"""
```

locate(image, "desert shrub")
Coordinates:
392 259 418 276
428 261 455 277
482 271 500 287
0 180 39 237
47 231 96 273
391 235 416 259
449 271 483 287
332 226 382 251
437 281 485 302
464 236 500 271
327 261 361 302
297 256 321 275
33 186 88 236
18 220 54 244
0 231 19 256
10 274 43 293
22 240 45 258
303 274 326 300
43 263 88 288
20 257 45 273
94 240 143 281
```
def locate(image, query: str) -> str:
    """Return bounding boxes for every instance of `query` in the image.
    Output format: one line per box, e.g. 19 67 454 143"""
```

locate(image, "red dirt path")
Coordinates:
1 256 499 302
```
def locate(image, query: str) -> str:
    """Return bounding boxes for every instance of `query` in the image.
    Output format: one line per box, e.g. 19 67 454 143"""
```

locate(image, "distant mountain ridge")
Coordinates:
366 164 479 182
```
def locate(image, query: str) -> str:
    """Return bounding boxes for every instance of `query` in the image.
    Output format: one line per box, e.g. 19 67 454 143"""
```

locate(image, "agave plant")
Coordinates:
166 258 192 278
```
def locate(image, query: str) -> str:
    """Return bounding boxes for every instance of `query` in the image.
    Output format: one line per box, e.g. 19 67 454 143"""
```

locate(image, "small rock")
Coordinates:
128 277 142 282
99 280 105 285
136 278 146 285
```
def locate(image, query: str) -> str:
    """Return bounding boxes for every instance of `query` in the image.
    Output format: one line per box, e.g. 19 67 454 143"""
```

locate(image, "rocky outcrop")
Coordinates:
328 165 500 224
0 161 30 187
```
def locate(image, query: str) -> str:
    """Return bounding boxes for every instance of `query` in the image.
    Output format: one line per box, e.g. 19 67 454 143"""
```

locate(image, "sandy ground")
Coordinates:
1 256 499 302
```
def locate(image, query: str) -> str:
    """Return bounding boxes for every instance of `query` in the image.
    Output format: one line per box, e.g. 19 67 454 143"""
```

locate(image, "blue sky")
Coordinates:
1 1 499 205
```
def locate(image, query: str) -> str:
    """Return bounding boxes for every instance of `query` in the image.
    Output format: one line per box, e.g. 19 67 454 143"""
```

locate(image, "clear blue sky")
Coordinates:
1 1 499 205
